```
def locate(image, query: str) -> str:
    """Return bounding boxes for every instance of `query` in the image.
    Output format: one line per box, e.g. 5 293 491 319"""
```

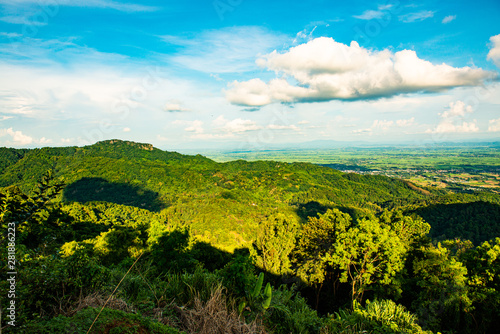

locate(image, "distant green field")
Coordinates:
202 145 500 169
201 144 500 193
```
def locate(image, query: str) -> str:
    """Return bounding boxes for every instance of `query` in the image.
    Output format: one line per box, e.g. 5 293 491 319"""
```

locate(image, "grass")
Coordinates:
17 307 183 334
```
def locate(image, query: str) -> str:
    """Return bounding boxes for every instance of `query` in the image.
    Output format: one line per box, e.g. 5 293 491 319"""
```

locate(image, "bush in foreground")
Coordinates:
323 299 432 334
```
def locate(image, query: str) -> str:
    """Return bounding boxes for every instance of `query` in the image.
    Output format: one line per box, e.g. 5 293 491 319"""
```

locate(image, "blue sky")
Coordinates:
0 0 499 150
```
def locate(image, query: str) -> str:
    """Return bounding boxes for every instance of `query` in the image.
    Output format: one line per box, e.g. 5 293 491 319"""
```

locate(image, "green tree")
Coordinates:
93 225 143 265
149 229 195 273
252 213 298 276
460 238 500 333
294 209 352 308
325 217 407 304
410 243 470 332
295 209 409 308
1 171 65 252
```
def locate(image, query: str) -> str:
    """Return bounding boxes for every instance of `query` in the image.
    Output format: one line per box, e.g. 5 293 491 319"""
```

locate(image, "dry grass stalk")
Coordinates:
69 292 135 315
177 286 267 334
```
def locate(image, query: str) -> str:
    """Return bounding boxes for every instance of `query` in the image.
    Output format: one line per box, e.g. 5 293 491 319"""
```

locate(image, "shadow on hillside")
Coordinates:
413 201 500 245
63 177 165 212
148 228 351 315
296 200 361 223
296 201 331 222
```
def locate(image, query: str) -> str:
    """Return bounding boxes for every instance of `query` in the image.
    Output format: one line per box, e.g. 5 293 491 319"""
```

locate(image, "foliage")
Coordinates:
18 307 183 334
413 201 500 245
2 140 500 334
264 285 323 334
0 139 437 250
238 272 273 316
295 209 408 308
251 213 298 276
149 229 196 273
324 299 431 334
0 249 111 326
459 238 500 333
219 248 256 297
406 243 470 332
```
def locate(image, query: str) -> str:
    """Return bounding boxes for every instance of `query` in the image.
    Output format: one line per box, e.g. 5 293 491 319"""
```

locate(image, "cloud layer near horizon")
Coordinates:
226 37 495 106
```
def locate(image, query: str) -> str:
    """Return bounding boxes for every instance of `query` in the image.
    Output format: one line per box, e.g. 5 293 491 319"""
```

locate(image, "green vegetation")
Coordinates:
21 308 184 334
200 143 500 193
1 139 500 333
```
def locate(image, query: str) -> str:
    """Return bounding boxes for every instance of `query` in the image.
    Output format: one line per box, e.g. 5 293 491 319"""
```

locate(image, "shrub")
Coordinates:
18 307 182 334
323 299 431 334
12 249 110 324
264 285 323 334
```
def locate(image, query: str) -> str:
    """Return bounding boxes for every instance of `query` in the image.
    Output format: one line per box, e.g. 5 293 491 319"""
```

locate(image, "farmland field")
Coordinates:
200 143 500 193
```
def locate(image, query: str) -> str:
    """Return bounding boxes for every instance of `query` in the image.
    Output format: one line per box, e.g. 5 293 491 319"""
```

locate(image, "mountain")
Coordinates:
3 140 500 334
0 139 439 250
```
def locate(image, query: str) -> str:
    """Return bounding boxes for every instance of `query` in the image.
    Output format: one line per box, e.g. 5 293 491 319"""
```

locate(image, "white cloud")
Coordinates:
123 127 131 132
487 34 500 68
0 64 135 118
0 127 33 145
162 27 286 74
352 117 417 134
442 15 456 24
399 10 434 23
226 78 310 106
174 116 288 140
293 27 316 44
354 9 385 20
440 100 472 118
352 128 372 134
372 120 394 130
267 124 299 130
213 116 261 133
0 0 157 13
185 121 204 134
226 37 494 106
429 120 479 133
210 73 223 81
0 15 48 26
353 4 394 20
0 0 157 27
488 118 500 132
0 32 22 38
0 51 195 133
173 120 204 134
427 101 479 133
38 137 52 144
156 134 169 141
164 102 190 112
396 117 415 127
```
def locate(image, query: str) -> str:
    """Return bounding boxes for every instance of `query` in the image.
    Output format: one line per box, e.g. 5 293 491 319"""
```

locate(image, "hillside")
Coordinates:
2 140 500 334
0 139 439 249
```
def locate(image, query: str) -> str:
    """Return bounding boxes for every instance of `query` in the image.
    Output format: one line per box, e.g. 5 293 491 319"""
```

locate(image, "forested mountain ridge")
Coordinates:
1 139 499 249
0 139 442 249
1 139 500 334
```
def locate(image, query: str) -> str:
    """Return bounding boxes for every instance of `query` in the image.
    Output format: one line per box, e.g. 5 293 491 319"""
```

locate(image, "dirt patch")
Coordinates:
405 180 431 196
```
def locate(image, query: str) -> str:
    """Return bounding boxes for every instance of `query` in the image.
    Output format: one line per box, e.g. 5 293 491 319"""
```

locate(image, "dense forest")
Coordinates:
1 139 500 333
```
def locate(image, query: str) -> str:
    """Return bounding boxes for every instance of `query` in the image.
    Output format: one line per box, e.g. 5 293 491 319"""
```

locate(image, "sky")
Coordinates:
0 0 499 151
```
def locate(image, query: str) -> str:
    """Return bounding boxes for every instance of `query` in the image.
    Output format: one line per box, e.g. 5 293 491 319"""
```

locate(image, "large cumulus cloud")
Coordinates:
226 37 495 106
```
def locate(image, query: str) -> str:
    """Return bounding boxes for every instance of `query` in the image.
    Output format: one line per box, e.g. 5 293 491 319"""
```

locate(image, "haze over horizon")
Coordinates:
1 0 499 150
